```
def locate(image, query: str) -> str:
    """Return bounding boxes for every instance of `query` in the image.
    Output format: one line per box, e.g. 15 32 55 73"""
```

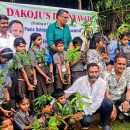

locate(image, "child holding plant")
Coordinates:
53 39 71 90
52 88 83 130
28 33 54 96
70 37 86 83
13 37 37 100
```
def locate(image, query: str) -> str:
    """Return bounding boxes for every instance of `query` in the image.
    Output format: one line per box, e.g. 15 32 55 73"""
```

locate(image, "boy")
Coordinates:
70 37 86 83
53 39 71 90
52 88 83 130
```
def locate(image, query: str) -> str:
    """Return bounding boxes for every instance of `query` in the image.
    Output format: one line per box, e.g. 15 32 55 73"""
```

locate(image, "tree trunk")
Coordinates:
77 0 82 10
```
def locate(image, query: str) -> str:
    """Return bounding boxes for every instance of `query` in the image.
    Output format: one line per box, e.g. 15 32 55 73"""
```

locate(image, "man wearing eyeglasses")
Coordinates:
0 15 15 52
46 9 73 57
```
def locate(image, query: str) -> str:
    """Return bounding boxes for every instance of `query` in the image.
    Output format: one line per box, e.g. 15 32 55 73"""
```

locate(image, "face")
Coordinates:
56 43 64 52
120 36 129 46
42 105 52 113
58 12 69 26
0 19 8 33
108 33 112 40
96 40 103 49
33 36 42 47
1 119 14 130
114 57 127 73
15 43 26 52
87 66 100 82
57 95 66 105
74 43 82 51
0 57 9 63
10 23 24 38
17 98 30 112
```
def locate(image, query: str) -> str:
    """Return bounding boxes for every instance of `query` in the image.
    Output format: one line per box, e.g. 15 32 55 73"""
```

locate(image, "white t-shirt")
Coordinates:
0 32 15 52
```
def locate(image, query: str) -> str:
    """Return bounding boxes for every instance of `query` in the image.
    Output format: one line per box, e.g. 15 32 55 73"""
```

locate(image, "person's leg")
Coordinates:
80 115 93 127
96 98 113 126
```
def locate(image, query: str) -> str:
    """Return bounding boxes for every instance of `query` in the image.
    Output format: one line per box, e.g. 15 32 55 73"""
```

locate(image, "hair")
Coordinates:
9 20 23 28
87 63 99 71
15 94 28 104
14 37 26 47
73 37 83 46
0 48 13 60
56 9 69 19
30 33 41 47
119 32 129 40
0 116 10 125
55 39 64 46
103 30 112 37
52 88 65 99
89 32 103 49
114 53 127 63
0 15 9 20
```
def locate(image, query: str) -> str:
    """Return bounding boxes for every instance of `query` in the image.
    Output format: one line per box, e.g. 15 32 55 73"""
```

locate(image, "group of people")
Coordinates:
0 8 130 130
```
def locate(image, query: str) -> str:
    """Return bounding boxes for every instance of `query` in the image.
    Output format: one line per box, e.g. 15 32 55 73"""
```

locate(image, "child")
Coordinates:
70 37 86 83
0 116 14 130
52 88 83 130
28 33 54 96
0 48 14 117
14 95 35 130
53 39 71 90
14 37 37 100
118 32 130 66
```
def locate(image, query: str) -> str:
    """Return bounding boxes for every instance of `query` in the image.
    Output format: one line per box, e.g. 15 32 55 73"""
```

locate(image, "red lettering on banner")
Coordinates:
14 9 20 17
27 10 34 18
53 13 57 20
46 12 50 19
21 10 27 17
7 8 14 16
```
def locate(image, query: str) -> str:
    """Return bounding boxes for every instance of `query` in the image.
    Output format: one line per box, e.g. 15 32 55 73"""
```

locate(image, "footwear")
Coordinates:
102 125 112 130
82 127 89 129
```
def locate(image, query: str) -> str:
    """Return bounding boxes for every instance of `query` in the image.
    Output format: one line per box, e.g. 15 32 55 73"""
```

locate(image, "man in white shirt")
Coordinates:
0 15 15 52
65 63 113 130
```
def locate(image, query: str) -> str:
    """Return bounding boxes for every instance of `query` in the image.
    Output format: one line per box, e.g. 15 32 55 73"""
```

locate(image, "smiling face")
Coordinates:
9 23 24 38
114 57 127 73
0 19 8 33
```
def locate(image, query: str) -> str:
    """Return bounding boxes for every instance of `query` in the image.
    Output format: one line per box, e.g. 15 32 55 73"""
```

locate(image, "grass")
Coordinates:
111 121 130 130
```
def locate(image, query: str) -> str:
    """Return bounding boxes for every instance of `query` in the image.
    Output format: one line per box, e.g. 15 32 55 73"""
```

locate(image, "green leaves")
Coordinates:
32 119 43 130
66 47 81 62
35 50 47 66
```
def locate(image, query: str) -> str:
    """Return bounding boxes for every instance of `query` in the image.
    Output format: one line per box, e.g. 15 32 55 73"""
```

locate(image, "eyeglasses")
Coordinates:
60 16 69 19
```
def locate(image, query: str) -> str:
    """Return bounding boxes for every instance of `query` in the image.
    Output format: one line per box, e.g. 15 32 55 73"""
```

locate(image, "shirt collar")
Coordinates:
55 22 66 28
19 109 29 117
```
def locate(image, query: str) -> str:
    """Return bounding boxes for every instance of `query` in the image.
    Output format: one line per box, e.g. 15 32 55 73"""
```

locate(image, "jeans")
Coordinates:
80 98 113 127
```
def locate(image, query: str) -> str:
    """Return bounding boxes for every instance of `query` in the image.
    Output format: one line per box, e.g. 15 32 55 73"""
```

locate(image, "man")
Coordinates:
0 15 15 52
9 20 24 38
65 63 113 130
46 9 73 56
104 53 130 121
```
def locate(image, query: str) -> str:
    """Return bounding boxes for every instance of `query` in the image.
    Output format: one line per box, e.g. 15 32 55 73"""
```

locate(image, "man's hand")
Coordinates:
121 101 129 112
110 105 117 121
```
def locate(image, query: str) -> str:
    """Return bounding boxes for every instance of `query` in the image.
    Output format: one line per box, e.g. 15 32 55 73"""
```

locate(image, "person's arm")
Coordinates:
64 79 79 97
69 42 73 50
66 61 71 83
21 67 35 91
35 63 51 83
32 67 37 86
4 88 10 102
56 64 63 81
0 106 11 116
70 58 81 67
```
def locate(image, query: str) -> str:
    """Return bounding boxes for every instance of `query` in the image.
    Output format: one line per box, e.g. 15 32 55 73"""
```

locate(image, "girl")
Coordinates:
14 95 34 130
28 33 54 96
87 32 109 75
0 48 14 117
118 32 130 66
13 37 37 100
0 116 14 130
